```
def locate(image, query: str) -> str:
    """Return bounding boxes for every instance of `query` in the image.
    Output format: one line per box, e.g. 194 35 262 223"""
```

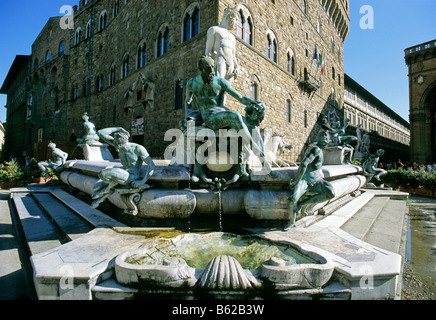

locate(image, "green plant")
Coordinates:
351 160 362 166
382 168 436 190
0 161 24 182
21 158 45 179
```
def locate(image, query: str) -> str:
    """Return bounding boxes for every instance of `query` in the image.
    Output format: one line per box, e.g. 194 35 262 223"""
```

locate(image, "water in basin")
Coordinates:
125 233 318 269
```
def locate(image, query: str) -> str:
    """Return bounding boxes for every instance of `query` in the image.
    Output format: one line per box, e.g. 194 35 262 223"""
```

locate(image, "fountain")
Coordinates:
30 6 404 300
114 232 334 299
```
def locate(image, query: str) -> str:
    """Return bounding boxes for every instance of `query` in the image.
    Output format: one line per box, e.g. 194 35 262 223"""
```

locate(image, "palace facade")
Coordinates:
2 0 350 162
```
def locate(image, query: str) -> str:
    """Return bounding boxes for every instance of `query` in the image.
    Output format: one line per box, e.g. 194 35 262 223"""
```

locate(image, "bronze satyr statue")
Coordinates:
284 131 335 231
91 127 155 208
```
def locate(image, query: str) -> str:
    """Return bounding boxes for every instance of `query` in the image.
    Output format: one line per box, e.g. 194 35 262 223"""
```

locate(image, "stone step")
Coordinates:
50 189 126 228
11 193 66 256
340 196 390 240
364 199 407 254
31 193 95 241
91 278 351 300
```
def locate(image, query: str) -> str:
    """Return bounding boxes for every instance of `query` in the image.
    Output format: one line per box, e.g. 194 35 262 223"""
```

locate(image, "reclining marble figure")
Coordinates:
38 142 68 181
91 127 155 209
284 131 335 231
77 112 100 145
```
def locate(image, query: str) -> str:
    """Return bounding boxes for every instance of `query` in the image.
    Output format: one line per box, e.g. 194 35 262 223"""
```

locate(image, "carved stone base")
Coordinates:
82 143 114 162
323 146 354 165
116 184 152 216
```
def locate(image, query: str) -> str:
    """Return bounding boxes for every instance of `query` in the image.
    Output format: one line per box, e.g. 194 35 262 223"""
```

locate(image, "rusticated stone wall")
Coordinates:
6 0 349 162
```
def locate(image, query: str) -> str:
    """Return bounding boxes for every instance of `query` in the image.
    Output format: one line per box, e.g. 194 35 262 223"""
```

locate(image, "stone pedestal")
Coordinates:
323 146 354 165
81 143 114 162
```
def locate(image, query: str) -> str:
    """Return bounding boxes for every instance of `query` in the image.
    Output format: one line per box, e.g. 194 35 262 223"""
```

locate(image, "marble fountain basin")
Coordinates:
114 232 335 292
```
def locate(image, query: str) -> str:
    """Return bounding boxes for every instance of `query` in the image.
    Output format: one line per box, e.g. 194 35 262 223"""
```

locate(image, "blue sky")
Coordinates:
344 0 436 122
1 0 435 124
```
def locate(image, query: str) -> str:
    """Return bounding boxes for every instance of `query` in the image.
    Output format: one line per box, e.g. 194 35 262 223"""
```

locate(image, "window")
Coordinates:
287 51 295 75
72 84 79 100
45 49 51 63
271 39 277 62
96 75 104 92
250 82 258 100
183 14 191 42
175 79 184 110
99 11 107 31
183 8 199 42
110 64 116 85
332 67 336 80
113 1 119 17
34 58 39 71
84 79 90 97
302 0 307 15
304 110 308 128
74 28 81 45
237 10 253 45
27 95 33 120
86 20 92 39
286 99 291 123
122 55 129 78
137 43 146 69
266 36 271 58
59 40 65 55
157 28 169 57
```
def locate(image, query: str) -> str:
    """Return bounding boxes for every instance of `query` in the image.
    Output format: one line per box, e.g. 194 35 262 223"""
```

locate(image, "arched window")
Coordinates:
86 20 92 39
109 64 116 86
287 50 295 76
157 28 169 57
183 7 199 42
183 14 191 42
96 74 104 92
266 34 277 62
74 28 81 45
137 43 146 69
59 40 65 55
45 49 51 63
113 1 119 17
302 0 307 15
237 10 252 45
99 11 107 31
122 55 129 78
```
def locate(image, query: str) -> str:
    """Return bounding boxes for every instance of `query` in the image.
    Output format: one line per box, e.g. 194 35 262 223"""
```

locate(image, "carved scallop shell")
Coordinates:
197 255 260 290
